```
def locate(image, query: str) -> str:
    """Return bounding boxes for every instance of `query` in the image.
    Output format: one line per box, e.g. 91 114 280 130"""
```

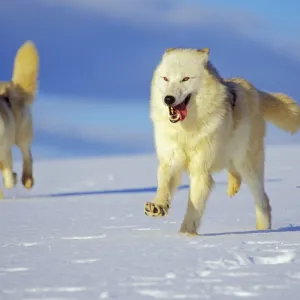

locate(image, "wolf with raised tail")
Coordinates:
145 47 300 235
0 41 39 198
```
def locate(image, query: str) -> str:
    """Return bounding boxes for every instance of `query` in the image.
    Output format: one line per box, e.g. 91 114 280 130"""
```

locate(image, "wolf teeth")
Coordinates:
169 107 176 115
169 107 179 123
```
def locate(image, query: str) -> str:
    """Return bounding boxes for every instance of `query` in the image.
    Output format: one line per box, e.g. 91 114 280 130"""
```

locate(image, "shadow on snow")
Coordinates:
22 178 282 199
201 225 300 237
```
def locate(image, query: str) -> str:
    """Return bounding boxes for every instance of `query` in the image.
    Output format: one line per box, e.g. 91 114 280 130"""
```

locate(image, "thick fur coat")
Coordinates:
0 41 39 198
145 48 300 235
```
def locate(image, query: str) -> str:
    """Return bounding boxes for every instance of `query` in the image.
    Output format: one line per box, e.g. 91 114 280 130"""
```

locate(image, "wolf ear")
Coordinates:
197 48 210 55
197 48 210 63
165 48 176 54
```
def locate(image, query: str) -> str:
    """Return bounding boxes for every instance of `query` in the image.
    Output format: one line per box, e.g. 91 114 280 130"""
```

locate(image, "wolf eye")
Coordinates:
163 77 169 82
182 77 190 82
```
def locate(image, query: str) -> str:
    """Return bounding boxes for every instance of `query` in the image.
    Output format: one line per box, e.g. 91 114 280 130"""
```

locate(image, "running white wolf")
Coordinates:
144 47 300 235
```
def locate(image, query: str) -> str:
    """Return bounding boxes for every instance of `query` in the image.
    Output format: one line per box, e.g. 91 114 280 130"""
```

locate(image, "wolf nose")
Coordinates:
164 95 176 106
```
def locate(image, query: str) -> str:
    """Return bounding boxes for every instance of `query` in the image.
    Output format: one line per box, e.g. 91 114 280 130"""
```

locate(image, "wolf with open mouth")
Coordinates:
146 47 300 236
168 93 192 123
150 48 200 124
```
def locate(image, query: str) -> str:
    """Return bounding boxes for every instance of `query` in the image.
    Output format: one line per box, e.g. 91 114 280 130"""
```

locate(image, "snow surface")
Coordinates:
1 144 300 299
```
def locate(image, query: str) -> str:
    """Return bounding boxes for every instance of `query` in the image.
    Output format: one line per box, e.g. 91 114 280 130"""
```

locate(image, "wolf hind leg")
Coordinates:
227 168 242 197
237 153 271 230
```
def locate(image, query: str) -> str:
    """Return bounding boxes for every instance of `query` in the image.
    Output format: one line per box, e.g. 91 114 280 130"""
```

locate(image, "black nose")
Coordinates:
164 95 176 106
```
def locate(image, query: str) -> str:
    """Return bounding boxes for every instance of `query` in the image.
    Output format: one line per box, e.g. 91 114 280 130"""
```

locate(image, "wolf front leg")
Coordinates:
179 173 214 235
145 160 182 217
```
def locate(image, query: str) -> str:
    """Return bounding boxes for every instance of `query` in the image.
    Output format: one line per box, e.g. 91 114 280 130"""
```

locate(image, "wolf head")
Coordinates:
154 48 209 123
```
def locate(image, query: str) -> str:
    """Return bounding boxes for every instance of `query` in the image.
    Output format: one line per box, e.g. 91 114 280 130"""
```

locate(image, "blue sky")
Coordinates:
204 0 299 38
189 0 300 30
1 0 300 100
1 0 299 159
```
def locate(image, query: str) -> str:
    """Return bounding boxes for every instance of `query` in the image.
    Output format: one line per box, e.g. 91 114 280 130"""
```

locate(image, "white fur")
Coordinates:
145 48 300 235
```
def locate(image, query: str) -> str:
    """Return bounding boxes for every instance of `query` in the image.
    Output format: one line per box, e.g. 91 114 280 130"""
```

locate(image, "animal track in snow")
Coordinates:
119 282 158 287
131 275 173 282
245 240 300 247
248 252 295 265
99 291 110 299
133 228 161 231
0 267 29 272
137 289 207 299
102 225 137 229
187 278 223 283
72 258 100 264
60 235 106 240
221 272 263 277
199 256 248 271
24 286 88 293
245 241 282 245
252 284 288 291
214 285 259 297
18 242 38 247
287 272 300 280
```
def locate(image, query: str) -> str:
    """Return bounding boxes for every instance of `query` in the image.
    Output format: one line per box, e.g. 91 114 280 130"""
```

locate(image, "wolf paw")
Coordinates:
179 219 200 236
3 172 17 189
179 231 200 237
22 174 34 189
144 202 169 217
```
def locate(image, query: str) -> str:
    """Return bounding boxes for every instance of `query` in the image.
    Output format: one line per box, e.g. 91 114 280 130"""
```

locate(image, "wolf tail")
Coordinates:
11 41 39 105
259 91 300 134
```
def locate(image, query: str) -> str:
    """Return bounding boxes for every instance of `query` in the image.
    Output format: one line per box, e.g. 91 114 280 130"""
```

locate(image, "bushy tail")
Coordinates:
12 41 39 105
259 91 300 134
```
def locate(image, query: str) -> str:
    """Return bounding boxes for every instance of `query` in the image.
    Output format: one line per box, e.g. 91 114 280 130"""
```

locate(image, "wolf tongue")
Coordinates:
174 102 187 121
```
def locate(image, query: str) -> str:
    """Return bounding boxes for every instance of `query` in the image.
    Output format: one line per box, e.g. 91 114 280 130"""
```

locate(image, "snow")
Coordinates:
0 144 300 299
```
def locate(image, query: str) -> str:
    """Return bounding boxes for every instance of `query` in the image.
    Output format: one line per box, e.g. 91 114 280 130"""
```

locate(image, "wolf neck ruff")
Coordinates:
0 95 12 110
230 90 237 109
168 89 236 124
226 81 237 110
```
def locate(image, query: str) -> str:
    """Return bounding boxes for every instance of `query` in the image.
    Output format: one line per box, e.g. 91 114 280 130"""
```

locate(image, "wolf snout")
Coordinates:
164 95 176 106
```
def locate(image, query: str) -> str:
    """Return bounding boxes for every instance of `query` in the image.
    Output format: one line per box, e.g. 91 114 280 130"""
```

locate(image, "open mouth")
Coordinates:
168 94 192 123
